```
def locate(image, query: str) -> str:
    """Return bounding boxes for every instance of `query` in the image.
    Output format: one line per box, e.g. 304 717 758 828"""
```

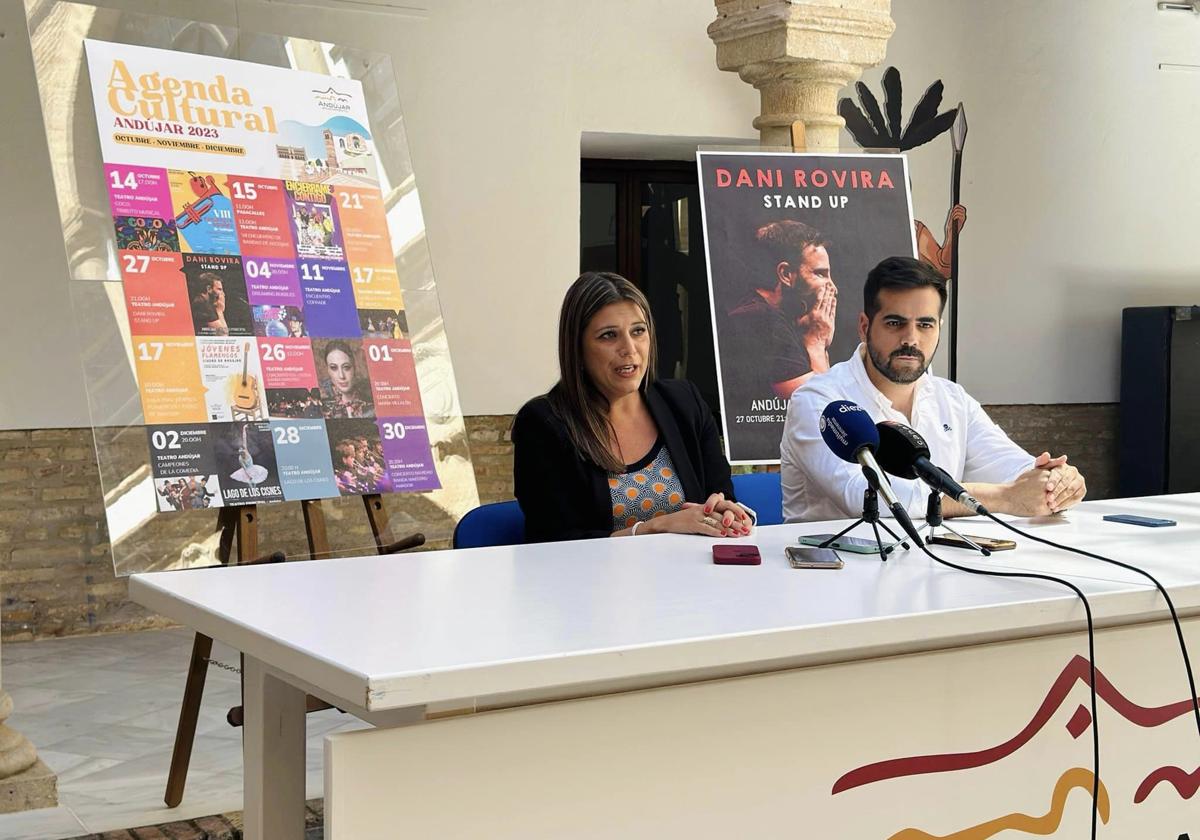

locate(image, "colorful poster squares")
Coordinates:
364 338 423 416
333 186 391 268
146 424 222 512
105 164 174 219
210 421 284 505
114 215 178 252
312 338 374 418
181 254 253 337
259 338 318 391
270 420 340 500
242 257 301 308
349 264 402 311
285 181 344 261
133 337 206 424
326 418 390 495
120 252 191 335
169 170 240 255
253 305 307 338
359 308 407 340
197 337 266 422
227 176 294 258
378 417 440 492
299 259 358 337
106 163 439 510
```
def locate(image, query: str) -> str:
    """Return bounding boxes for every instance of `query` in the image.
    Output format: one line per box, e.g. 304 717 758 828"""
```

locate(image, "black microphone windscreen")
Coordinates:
875 421 931 480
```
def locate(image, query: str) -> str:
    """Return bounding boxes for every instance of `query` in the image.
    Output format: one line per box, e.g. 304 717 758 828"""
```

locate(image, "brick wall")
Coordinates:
465 415 516 504
983 403 1118 502
0 406 1118 640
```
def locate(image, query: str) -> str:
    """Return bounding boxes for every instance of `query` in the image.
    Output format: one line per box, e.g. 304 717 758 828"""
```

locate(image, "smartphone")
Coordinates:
797 533 895 555
1103 514 1177 528
928 533 1016 551
713 544 762 565
784 545 845 569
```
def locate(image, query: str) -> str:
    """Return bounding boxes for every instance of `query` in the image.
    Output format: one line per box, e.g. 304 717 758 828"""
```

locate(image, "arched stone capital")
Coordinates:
708 0 895 149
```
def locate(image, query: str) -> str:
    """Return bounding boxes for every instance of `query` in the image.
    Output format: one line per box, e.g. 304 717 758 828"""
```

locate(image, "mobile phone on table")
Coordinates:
713 544 762 565
784 545 845 569
797 533 894 555
928 533 1016 551
1103 514 1176 528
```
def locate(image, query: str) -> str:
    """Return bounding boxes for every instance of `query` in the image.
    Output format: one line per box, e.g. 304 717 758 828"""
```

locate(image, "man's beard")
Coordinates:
866 332 934 384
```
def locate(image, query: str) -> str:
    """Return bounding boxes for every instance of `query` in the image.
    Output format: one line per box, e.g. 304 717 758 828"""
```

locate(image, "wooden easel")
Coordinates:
164 494 424 807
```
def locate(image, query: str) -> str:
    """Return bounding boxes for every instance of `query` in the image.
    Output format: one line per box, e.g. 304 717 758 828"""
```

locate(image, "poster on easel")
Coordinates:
83 38 441 512
696 151 917 464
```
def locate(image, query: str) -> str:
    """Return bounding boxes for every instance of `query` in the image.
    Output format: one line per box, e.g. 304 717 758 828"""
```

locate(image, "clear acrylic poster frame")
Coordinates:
27 1 479 576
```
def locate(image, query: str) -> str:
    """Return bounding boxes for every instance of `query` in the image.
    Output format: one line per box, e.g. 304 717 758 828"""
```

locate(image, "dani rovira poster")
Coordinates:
697 152 916 464
84 39 439 512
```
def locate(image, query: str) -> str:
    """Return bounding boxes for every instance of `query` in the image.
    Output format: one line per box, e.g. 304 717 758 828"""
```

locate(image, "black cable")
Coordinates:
986 513 1200 742
913 539 1101 840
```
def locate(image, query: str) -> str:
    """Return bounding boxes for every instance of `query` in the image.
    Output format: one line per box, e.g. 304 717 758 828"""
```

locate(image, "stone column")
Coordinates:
0 683 56 813
708 0 896 150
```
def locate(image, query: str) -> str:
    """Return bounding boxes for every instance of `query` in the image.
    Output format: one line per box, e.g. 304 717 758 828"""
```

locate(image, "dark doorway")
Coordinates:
580 159 719 416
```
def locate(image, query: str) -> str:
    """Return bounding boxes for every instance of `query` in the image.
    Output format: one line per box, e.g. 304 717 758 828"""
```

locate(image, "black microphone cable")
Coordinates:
984 511 1200 742
910 539 1102 840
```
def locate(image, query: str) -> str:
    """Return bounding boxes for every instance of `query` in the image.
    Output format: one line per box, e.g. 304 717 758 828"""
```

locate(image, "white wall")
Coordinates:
4 0 1200 427
878 0 1200 405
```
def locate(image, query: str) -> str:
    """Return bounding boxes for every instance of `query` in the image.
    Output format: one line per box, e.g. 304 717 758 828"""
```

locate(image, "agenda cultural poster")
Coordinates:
696 152 917 464
84 39 439 512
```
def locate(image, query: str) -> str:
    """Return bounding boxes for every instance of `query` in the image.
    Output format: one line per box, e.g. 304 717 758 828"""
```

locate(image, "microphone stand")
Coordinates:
818 486 910 561
919 490 990 556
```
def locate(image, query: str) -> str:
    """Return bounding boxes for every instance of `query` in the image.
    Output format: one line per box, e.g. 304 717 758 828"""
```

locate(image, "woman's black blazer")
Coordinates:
512 379 736 543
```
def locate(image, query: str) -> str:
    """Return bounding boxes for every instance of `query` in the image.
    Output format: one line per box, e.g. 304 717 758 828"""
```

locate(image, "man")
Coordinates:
723 221 838 407
781 256 1085 522
191 273 228 335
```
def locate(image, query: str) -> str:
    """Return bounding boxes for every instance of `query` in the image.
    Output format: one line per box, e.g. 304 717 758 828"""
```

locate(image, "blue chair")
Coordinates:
453 500 526 549
732 472 783 526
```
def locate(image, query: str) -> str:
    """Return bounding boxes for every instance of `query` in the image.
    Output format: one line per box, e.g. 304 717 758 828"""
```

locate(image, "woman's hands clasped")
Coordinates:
635 492 754 537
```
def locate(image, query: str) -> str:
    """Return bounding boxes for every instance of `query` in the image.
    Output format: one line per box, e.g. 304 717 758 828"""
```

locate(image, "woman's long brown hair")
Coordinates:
547 272 657 473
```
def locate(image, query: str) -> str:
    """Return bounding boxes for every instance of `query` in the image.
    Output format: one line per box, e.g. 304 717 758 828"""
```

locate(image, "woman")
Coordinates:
513 272 753 542
320 340 375 418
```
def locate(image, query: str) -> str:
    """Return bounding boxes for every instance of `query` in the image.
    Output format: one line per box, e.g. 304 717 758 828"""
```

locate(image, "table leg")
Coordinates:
242 655 306 840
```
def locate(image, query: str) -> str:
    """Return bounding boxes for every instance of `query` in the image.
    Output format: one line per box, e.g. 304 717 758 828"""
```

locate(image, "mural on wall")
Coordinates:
839 68 969 380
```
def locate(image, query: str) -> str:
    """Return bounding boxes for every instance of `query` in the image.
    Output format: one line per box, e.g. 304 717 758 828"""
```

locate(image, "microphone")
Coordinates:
819 401 922 544
874 421 989 515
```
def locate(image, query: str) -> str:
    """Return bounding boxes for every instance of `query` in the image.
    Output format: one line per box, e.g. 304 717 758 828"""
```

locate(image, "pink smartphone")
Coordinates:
712 545 762 566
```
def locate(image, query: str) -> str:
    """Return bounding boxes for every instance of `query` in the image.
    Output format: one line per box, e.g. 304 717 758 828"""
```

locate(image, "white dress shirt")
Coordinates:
781 344 1033 522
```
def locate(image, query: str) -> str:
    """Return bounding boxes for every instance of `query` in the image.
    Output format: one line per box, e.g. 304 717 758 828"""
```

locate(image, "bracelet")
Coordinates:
631 521 643 536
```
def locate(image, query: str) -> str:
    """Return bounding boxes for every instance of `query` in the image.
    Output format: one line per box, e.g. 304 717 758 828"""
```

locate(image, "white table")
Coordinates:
131 494 1200 838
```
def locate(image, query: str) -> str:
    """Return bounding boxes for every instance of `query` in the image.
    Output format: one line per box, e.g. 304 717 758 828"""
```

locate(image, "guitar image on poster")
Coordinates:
230 340 261 418
197 337 265 421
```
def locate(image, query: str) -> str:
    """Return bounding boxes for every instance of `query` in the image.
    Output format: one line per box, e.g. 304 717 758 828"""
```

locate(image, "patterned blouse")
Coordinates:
608 439 687 531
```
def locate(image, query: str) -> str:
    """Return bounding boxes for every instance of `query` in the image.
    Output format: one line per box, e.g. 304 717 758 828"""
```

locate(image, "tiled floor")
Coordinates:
0 627 367 840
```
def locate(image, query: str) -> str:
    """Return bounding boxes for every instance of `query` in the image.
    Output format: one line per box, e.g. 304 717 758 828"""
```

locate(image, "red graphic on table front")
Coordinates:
1133 764 1200 803
832 654 1200 795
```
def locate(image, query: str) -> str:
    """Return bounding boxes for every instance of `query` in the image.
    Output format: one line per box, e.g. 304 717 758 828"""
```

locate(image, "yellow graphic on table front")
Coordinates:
888 768 1109 840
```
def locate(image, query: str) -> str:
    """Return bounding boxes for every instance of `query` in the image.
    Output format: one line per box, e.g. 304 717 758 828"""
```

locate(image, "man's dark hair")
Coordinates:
752 220 828 291
863 256 947 319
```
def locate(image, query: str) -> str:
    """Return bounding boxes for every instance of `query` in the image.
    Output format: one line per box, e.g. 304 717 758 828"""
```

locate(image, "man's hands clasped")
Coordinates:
1000 452 1086 517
